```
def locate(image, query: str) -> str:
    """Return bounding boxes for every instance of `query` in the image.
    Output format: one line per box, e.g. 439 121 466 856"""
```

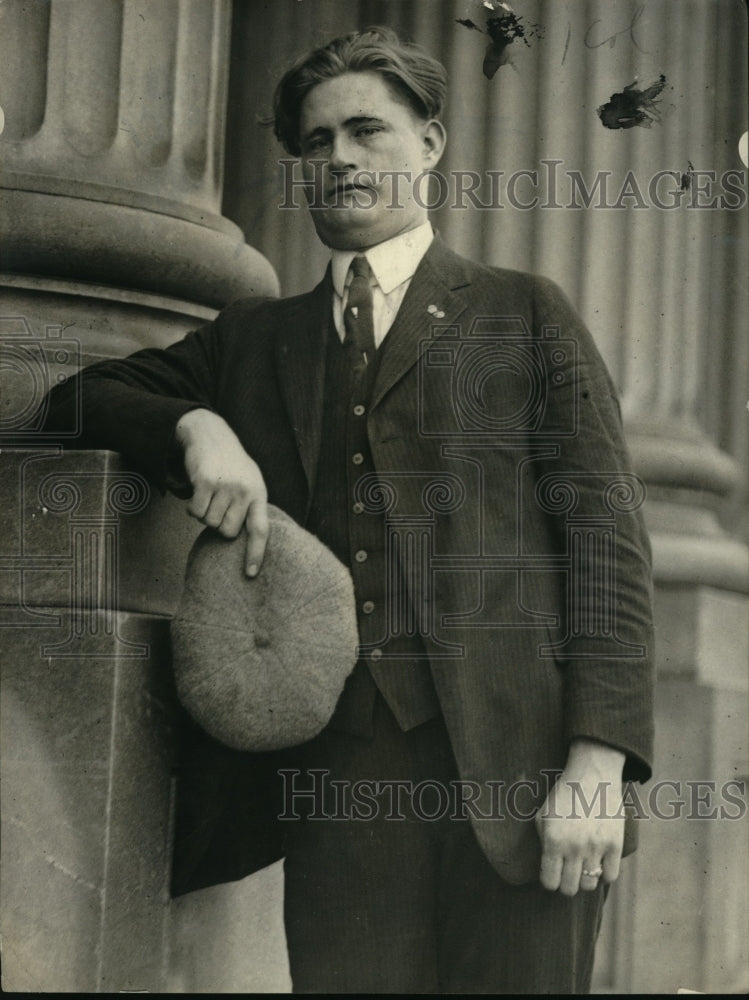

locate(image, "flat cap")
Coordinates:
171 506 358 751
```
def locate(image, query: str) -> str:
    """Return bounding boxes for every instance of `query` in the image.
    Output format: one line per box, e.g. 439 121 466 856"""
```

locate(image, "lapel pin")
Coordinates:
434 309 445 319
351 306 359 318
427 303 438 314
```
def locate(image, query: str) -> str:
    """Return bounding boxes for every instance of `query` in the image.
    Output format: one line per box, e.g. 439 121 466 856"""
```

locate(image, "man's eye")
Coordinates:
356 126 382 138
305 136 330 152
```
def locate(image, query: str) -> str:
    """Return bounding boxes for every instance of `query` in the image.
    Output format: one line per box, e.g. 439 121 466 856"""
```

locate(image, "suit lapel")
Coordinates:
274 270 332 492
273 239 473 485
371 236 472 412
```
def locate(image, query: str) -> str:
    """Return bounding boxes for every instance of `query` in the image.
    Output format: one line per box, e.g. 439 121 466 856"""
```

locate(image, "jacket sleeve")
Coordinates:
40 298 261 495
531 275 655 783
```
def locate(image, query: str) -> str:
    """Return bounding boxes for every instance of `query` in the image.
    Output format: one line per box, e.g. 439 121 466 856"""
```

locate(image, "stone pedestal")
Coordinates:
0 449 187 990
0 449 290 992
1 609 176 992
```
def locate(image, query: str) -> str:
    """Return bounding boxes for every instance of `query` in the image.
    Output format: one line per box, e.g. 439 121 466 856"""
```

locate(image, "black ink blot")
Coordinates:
680 160 694 191
456 3 542 80
484 13 537 79
486 12 527 46
597 75 667 130
456 18 482 31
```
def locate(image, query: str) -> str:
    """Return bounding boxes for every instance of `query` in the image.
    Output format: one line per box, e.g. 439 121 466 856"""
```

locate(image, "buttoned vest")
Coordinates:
306 319 441 737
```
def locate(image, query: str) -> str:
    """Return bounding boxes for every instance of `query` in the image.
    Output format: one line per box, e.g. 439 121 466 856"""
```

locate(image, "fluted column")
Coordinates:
0 1 281 991
0 0 277 313
421 0 749 592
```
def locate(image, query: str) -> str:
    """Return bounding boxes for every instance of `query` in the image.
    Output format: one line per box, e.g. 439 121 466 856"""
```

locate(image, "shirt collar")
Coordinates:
331 222 434 297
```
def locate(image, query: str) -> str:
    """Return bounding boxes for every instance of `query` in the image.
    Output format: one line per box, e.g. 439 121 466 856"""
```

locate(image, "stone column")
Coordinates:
0 0 277 318
0 0 278 412
581 7 749 991
0 0 284 991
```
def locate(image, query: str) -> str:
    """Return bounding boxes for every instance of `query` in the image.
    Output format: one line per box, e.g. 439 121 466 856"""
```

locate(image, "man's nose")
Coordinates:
328 134 358 174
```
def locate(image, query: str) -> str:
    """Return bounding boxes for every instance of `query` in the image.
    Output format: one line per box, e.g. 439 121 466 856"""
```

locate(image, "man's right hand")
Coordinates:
175 409 269 576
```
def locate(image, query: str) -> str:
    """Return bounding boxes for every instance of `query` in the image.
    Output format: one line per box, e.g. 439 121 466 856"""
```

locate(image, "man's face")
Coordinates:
298 71 445 250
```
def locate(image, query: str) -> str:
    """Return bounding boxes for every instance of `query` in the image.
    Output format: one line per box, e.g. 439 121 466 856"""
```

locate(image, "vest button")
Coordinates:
353 404 366 416
352 502 364 514
362 601 375 614
352 452 364 465
354 549 367 563
370 648 383 661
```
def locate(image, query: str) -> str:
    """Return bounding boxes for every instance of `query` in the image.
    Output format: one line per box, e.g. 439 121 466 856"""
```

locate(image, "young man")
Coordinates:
43 27 654 994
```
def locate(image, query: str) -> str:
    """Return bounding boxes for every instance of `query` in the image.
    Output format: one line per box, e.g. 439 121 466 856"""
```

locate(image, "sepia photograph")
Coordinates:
0 0 747 993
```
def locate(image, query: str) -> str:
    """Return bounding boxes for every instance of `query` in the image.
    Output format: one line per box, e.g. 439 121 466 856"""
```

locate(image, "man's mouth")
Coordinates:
326 182 372 199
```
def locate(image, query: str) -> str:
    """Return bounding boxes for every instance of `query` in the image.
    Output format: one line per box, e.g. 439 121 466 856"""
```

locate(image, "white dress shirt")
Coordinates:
330 222 434 348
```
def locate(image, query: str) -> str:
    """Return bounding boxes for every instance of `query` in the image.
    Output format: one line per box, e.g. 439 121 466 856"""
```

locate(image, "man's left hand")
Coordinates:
535 738 626 896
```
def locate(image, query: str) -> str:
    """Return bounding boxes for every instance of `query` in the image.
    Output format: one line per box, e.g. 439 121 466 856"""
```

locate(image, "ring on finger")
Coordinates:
581 866 603 879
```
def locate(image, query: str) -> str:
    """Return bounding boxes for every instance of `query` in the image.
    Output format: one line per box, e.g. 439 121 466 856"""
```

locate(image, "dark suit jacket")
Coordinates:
43 236 655 894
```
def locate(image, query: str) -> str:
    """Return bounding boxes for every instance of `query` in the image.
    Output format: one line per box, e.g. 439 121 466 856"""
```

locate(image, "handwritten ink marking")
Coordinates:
584 5 648 54
561 22 571 66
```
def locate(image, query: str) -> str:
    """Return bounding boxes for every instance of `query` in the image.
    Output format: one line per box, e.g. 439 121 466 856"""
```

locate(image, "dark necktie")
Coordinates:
343 254 376 369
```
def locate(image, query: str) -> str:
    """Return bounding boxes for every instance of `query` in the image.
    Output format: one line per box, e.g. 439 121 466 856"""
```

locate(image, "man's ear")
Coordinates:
422 119 447 167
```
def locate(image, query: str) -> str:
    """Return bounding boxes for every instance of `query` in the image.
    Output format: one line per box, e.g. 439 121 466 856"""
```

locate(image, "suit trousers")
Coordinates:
281 688 607 994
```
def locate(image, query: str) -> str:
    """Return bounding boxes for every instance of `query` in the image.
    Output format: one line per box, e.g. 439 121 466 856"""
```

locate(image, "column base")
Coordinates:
0 185 279 309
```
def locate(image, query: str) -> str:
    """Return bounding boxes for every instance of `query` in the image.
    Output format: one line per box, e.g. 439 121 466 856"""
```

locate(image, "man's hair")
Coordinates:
268 26 447 156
